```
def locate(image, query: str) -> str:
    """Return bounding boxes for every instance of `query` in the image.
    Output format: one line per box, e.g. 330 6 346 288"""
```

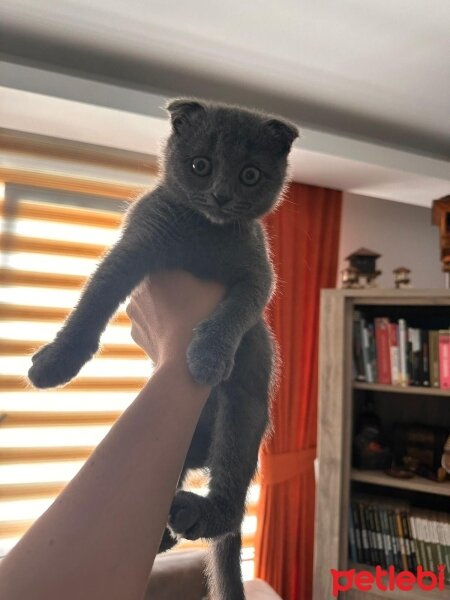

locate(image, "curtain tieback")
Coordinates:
261 447 316 485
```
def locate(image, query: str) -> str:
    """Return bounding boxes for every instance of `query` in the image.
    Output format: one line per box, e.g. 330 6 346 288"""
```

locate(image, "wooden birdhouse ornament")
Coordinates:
345 247 382 287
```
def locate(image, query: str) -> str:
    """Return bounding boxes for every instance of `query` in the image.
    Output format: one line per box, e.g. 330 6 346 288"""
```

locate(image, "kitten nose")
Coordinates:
213 193 231 207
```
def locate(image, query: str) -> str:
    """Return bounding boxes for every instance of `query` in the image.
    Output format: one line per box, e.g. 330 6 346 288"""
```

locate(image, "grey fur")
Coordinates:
28 99 298 600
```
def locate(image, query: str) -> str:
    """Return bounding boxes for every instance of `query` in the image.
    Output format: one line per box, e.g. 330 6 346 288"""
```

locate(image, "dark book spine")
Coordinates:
380 507 394 567
387 509 401 571
348 505 358 563
395 508 409 571
421 329 430 386
373 504 387 568
401 510 416 571
412 329 422 386
429 330 440 387
353 317 366 381
351 502 364 563
407 328 415 386
367 324 378 383
357 502 371 564
366 505 379 566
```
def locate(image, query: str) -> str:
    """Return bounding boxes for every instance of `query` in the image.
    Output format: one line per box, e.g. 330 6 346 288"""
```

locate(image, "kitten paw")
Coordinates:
187 321 236 386
168 491 208 540
28 339 96 389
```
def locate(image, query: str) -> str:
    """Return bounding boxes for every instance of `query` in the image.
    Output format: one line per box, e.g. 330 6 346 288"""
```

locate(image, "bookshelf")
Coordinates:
313 289 450 600
351 469 450 498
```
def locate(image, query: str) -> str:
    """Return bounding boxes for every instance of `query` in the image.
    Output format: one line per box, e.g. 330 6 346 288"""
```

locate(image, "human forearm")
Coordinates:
0 358 210 600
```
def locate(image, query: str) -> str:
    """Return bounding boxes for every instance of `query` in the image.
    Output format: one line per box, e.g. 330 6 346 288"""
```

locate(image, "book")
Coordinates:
349 498 450 576
398 319 409 385
348 506 358 562
429 330 440 387
360 320 375 383
367 323 378 383
421 328 430 386
388 323 401 385
409 328 422 386
439 330 450 389
353 314 366 381
375 318 391 384
351 502 364 563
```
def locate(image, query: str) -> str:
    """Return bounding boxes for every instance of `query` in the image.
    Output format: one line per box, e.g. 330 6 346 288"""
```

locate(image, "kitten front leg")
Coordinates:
187 274 271 386
28 239 149 388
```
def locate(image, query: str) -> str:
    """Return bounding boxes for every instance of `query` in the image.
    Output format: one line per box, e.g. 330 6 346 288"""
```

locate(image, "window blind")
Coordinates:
0 182 258 578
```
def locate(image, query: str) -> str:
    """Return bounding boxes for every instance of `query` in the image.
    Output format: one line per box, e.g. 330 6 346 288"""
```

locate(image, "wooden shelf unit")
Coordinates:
351 469 450 498
313 289 450 600
353 382 450 397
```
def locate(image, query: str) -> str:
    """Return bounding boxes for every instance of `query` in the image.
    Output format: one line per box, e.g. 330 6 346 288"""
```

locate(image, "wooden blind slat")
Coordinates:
0 198 123 228
0 520 32 538
1 411 120 427
1 482 67 501
0 168 140 201
0 304 130 326
0 446 93 463
0 375 146 392
0 269 85 289
0 339 143 358
0 234 107 259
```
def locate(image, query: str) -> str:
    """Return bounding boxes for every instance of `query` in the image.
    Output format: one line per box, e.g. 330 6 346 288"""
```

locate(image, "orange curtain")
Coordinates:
255 182 342 600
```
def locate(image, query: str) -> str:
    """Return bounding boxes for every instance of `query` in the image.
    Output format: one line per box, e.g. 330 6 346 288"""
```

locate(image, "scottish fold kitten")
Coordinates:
28 99 298 600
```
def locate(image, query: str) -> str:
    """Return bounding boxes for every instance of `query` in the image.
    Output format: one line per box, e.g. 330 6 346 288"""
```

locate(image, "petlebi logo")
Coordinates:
331 565 446 596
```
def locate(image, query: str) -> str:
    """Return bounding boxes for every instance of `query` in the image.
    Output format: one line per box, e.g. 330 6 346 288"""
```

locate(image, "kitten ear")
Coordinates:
166 99 206 134
265 118 299 153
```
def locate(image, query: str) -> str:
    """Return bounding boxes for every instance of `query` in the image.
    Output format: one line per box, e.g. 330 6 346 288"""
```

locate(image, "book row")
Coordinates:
349 497 450 584
353 313 450 388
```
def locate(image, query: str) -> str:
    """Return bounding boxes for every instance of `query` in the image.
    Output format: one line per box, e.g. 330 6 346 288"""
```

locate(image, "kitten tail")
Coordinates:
207 532 245 600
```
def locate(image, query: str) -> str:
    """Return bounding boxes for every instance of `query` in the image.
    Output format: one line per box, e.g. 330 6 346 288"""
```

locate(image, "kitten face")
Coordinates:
164 100 298 224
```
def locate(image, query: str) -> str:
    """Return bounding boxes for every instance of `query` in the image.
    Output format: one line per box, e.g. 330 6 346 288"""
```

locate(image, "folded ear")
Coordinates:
166 99 206 134
265 118 299 153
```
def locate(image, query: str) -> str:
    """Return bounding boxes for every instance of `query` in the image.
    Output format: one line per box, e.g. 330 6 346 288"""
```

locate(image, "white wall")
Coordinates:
338 192 445 289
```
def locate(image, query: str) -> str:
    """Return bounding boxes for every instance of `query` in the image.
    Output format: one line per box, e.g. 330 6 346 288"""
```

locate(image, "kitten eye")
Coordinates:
191 157 212 177
240 166 261 186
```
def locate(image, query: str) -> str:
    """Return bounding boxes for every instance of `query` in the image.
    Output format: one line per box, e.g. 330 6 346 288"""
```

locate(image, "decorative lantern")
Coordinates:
345 247 382 287
393 266 411 289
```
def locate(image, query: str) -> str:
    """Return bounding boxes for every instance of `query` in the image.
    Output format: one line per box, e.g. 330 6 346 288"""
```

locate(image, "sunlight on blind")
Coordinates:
0 184 258 579
0 189 147 557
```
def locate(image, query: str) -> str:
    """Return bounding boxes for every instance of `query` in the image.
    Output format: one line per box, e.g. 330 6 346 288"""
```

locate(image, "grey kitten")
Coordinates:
28 99 298 600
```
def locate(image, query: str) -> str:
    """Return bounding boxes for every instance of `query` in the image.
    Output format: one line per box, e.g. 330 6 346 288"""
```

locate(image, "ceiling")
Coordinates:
1 0 449 159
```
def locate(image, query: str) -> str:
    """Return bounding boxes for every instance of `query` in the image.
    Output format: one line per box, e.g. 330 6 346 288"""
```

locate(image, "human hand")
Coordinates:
126 271 225 366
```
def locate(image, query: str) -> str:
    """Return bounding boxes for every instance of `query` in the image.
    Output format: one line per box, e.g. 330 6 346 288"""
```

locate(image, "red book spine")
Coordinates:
439 331 450 389
375 318 392 384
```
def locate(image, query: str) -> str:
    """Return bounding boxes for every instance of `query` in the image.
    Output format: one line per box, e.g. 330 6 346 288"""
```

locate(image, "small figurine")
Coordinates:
345 247 382 288
341 266 360 289
353 399 391 470
393 266 411 289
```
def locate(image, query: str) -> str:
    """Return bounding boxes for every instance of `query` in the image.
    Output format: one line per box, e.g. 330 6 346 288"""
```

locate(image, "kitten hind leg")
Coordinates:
169 320 272 541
